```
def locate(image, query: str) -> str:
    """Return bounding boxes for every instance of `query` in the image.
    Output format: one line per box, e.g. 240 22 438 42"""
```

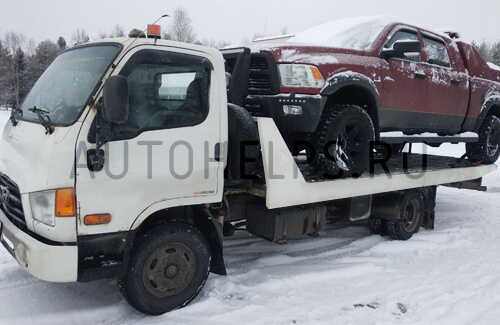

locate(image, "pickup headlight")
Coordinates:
278 64 325 89
30 190 56 227
30 188 76 227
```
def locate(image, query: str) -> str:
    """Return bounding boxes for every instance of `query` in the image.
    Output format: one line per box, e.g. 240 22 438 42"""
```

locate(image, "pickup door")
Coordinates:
418 34 469 134
379 27 469 134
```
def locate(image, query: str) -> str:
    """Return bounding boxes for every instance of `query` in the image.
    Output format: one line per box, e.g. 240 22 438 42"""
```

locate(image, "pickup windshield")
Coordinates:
288 16 392 50
19 44 121 126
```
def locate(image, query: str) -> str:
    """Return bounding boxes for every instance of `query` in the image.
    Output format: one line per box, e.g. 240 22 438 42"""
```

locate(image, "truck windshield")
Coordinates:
18 44 121 126
288 16 392 50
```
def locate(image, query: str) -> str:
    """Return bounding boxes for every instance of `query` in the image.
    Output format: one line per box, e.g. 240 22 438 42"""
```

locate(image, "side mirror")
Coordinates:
102 75 129 124
381 40 421 59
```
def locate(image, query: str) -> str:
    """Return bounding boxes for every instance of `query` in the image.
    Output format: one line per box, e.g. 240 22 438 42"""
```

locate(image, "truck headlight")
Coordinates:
30 188 76 227
30 190 56 227
278 64 325 89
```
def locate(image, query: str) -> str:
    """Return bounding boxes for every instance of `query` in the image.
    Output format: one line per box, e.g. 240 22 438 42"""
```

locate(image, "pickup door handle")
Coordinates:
451 79 461 85
414 72 426 79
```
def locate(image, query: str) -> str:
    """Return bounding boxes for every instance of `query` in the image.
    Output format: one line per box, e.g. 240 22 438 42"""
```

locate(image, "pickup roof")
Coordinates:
223 16 500 177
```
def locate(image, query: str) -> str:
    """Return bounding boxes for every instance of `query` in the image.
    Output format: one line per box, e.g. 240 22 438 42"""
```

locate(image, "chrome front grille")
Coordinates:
0 173 26 229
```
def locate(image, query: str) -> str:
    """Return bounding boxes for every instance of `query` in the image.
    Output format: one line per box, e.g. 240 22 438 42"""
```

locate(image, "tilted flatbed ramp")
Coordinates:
256 118 497 209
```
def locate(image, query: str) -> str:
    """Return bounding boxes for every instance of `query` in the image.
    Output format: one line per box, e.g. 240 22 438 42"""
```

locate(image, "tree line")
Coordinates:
471 40 500 66
1 8 498 109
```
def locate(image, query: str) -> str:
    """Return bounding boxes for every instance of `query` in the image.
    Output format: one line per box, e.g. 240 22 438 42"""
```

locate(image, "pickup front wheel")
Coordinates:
119 222 211 315
311 104 375 178
466 115 500 165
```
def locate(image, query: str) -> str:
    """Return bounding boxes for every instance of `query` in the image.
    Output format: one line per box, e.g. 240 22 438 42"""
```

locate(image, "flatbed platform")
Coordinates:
256 118 497 209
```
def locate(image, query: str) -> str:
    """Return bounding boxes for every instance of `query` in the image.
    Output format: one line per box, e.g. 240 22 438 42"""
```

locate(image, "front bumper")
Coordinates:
0 209 78 282
245 94 327 132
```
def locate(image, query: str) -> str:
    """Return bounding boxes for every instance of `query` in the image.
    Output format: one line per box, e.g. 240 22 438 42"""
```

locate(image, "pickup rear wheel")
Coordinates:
466 115 500 165
311 104 375 178
119 222 210 315
386 190 424 241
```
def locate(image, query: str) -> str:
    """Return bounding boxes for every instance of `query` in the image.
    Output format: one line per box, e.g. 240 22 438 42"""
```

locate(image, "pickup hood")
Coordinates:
0 119 80 194
249 42 367 66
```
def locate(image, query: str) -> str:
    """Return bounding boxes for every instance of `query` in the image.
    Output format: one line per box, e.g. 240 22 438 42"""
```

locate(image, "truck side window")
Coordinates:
423 36 450 68
384 30 420 62
110 49 211 141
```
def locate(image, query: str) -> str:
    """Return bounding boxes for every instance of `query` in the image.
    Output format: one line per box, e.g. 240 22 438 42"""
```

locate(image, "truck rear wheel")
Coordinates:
466 115 500 165
119 222 210 315
386 190 424 241
311 104 375 178
368 217 387 236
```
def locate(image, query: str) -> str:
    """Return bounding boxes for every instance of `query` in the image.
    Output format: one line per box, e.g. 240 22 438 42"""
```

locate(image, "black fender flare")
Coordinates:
320 71 381 137
475 95 500 131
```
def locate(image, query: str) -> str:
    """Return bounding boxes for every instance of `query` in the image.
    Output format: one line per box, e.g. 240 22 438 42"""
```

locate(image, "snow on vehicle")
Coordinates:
0 23 496 315
222 16 500 177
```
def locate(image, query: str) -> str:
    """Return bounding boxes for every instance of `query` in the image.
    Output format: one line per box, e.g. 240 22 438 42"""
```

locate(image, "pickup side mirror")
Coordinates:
381 40 421 60
102 75 129 124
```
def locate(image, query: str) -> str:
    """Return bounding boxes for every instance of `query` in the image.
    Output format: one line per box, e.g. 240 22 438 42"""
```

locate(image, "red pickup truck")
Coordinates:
223 17 500 177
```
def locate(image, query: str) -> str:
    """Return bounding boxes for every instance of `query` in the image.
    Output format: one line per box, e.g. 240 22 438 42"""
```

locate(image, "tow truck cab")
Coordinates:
0 37 228 283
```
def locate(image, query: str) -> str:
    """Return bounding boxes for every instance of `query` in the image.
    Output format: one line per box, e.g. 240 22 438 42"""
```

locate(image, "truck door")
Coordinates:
379 29 423 132
75 47 224 235
420 35 469 134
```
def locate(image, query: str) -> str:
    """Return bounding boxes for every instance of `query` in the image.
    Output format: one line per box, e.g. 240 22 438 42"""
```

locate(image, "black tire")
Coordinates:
119 222 211 315
311 104 375 178
227 104 260 180
466 115 500 165
368 217 387 236
386 190 424 241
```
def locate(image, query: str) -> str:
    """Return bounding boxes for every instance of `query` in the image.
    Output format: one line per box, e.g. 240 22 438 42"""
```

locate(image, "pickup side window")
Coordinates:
423 36 450 68
384 30 420 62
110 49 211 141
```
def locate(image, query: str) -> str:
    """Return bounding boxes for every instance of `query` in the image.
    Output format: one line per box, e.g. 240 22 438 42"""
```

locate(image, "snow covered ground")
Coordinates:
0 112 499 324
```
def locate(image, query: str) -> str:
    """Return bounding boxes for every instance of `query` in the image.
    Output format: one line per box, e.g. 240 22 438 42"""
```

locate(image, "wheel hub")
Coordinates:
487 128 499 156
402 199 420 233
142 242 196 298
330 121 367 170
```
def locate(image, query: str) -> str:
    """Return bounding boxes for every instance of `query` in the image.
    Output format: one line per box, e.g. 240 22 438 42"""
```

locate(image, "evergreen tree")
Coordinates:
57 36 67 51
12 48 27 107
0 40 12 107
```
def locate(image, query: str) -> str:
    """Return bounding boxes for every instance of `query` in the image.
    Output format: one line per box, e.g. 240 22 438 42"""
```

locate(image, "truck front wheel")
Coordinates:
119 222 211 315
466 115 500 165
310 104 375 178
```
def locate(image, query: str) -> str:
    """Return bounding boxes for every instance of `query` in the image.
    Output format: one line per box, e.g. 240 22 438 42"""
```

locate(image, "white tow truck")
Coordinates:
0 28 496 315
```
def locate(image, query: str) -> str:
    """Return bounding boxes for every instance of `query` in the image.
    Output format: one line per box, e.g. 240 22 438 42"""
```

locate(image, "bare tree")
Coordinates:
98 31 108 39
4 31 26 54
110 24 126 38
164 8 197 43
201 38 231 49
72 28 90 45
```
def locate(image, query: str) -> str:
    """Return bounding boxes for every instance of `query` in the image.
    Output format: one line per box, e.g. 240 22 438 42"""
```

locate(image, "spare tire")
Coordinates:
227 104 260 181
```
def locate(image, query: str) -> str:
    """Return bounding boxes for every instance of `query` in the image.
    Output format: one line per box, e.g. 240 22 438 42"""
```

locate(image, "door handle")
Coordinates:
414 72 426 79
214 143 222 162
451 79 461 85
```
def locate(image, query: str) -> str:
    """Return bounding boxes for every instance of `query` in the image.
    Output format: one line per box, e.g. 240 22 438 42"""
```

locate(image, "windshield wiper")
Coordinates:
28 106 54 134
10 108 22 126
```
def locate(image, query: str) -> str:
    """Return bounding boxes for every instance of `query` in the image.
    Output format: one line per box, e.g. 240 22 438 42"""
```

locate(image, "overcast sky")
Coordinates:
1 0 499 47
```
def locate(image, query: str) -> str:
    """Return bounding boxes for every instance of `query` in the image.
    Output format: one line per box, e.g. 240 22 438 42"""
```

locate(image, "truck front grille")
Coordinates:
249 57 272 93
0 173 26 229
